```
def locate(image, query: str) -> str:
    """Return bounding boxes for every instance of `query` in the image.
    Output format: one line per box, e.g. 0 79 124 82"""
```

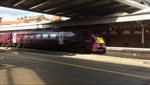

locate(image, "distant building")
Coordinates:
52 15 62 21
1 15 50 25
24 15 48 23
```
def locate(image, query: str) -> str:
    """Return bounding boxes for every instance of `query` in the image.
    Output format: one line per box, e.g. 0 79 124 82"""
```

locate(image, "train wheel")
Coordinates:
17 44 20 49
5 44 8 48
1 43 4 47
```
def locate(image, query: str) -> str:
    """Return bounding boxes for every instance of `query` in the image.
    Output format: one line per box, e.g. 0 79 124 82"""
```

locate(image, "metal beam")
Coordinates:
53 0 102 14
133 0 150 6
78 6 132 17
67 2 126 17
48 13 150 27
56 0 107 15
29 0 53 10
44 0 75 12
13 0 26 7
115 0 147 9
0 0 9 5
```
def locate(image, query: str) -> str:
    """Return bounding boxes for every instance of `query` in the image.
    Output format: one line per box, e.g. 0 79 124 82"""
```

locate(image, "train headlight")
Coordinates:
100 44 105 48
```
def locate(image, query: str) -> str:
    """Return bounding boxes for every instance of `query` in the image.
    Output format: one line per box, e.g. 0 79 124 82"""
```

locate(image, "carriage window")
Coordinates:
50 34 56 39
24 35 28 39
64 32 75 37
43 34 48 39
84 32 89 36
36 34 41 39
30 36 34 39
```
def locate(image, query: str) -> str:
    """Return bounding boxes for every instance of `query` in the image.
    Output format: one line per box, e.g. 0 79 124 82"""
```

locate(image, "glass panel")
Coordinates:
64 32 75 37
36 34 41 39
24 35 28 39
30 36 34 39
50 34 56 39
43 34 48 39
91 31 101 37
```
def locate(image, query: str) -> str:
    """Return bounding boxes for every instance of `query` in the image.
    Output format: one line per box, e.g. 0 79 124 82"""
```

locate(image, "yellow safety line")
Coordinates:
4 53 150 80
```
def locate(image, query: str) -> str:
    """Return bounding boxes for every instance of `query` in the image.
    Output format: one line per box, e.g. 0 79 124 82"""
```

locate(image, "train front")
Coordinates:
91 31 106 54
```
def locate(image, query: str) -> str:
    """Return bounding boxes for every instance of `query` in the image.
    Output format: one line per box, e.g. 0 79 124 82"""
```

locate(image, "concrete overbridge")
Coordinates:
0 0 149 18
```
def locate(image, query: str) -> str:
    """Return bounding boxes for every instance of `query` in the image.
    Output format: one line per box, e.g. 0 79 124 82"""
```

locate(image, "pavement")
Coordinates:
0 48 150 84
0 46 150 72
0 47 150 84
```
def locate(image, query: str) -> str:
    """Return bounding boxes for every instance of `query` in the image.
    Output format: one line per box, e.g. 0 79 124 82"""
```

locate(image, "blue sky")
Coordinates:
0 6 69 21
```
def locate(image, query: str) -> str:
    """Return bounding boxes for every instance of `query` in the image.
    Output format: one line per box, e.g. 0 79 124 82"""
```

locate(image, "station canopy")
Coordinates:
0 0 149 19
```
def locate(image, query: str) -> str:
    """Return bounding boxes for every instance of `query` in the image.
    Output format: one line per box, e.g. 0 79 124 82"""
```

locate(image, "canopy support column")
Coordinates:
136 21 145 48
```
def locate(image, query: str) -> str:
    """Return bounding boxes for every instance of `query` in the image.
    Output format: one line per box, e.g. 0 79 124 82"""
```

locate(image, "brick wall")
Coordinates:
0 17 2 26
96 27 150 47
2 21 25 25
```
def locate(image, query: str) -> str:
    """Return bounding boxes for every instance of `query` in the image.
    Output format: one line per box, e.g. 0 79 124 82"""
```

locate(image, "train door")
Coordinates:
13 33 16 43
59 32 64 45
7 33 11 43
77 31 83 46
4 35 7 42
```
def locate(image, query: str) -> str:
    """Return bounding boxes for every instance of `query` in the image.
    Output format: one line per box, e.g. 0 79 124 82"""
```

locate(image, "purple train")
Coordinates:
0 28 106 53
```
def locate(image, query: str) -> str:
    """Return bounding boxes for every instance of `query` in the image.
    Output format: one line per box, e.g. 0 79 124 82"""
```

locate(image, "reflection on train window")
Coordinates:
36 34 41 39
50 34 56 39
64 32 75 37
43 34 48 39
24 35 28 39
84 32 89 36
30 36 34 39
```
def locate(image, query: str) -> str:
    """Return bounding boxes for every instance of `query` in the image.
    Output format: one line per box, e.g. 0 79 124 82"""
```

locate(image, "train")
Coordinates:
0 27 106 53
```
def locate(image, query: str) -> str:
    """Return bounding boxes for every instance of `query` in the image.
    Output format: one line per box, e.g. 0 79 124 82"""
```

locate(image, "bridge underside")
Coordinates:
0 0 148 19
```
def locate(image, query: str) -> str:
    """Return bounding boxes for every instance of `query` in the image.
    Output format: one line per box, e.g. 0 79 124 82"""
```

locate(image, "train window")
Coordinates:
30 36 34 39
84 32 89 36
50 34 56 39
91 31 101 37
24 35 28 39
64 32 75 37
0 35 1 37
36 34 41 39
43 34 48 39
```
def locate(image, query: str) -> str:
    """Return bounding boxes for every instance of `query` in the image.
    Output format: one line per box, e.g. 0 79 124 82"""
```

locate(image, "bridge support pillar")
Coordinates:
141 26 145 48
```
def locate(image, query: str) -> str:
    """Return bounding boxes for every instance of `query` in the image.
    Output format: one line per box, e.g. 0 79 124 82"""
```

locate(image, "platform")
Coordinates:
106 46 150 58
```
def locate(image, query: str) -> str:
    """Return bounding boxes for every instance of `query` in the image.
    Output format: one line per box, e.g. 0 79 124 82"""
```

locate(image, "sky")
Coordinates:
0 6 69 21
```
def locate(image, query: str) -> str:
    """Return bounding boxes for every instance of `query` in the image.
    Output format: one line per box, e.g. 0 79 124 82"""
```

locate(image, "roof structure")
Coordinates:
48 12 150 27
0 0 149 19
133 0 150 6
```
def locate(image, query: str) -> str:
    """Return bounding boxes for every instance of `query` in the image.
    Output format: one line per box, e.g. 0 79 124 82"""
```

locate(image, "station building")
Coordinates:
48 13 150 48
89 15 150 48
94 23 150 48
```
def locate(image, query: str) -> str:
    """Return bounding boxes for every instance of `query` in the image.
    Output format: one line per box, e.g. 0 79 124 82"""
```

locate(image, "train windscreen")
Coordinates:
91 31 101 37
